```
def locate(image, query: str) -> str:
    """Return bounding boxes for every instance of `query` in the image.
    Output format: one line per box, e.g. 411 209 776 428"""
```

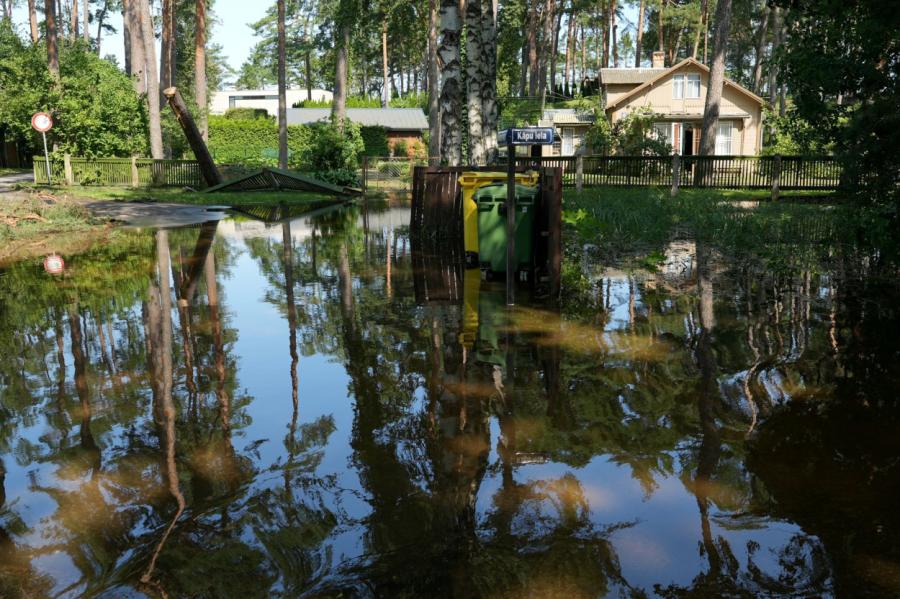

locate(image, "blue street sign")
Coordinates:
499 127 555 145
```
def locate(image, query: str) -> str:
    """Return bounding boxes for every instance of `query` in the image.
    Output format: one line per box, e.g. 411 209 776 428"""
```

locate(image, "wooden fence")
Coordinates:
512 155 841 191
33 156 205 188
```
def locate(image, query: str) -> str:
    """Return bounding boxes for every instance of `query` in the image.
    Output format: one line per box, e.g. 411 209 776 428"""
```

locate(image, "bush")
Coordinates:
311 169 360 187
307 119 364 171
223 108 271 121
360 125 390 156
392 139 408 158
208 115 313 167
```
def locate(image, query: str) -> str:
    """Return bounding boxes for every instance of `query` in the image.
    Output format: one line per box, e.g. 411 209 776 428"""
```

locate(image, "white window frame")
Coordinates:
561 128 575 155
686 74 701 99
715 122 733 155
673 75 685 99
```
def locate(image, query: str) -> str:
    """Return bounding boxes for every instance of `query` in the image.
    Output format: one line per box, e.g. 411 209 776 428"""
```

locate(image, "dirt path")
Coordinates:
0 170 33 192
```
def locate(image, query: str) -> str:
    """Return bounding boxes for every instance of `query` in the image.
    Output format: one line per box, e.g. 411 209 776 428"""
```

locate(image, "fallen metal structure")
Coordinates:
204 167 360 197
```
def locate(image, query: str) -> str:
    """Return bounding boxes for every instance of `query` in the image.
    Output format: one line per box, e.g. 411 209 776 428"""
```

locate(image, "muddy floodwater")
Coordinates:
0 203 898 598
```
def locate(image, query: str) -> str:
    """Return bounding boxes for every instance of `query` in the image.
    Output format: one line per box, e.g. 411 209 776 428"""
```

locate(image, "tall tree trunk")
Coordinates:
71 0 78 41
161 0 175 108
611 0 618 67
697 0 732 159
438 0 462 165
481 0 498 164
692 0 708 59
601 3 609 68
195 0 208 141
539 0 555 106
427 0 441 160
768 6 783 105
635 0 644 67
28 0 39 43
277 0 288 168
382 17 390 107
127 0 146 93
45 0 59 79
305 17 313 100
122 0 131 75
751 3 770 94
137 0 163 158
563 11 574 95
466 0 484 164
657 0 664 53
579 24 585 89
332 15 350 125
550 7 562 96
83 0 89 42
95 0 109 53
526 0 539 96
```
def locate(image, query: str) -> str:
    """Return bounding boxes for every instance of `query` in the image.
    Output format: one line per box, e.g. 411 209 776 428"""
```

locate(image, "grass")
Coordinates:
16 184 342 206
0 193 100 261
0 167 28 177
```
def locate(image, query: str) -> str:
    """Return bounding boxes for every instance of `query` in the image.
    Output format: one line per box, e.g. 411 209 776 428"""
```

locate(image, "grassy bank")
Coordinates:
16 184 341 206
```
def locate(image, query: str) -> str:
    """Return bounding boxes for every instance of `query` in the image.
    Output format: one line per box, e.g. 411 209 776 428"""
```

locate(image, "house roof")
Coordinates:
604 58 765 112
541 109 595 125
286 108 428 131
600 68 667 85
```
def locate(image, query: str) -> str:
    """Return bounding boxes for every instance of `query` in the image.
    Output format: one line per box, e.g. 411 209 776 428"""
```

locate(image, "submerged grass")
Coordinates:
0 194 96 244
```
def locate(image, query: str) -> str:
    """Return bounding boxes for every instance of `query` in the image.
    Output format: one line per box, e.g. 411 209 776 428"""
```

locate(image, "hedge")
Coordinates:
208 115 313 167
360 126 389 156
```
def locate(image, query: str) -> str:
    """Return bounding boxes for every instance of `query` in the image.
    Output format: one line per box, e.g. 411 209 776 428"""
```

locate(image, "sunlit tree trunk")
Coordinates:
526 0 539 95
692 0 708 60
381 17 390 107
71 0 78 41
161 0 176 108
635 0 644 67
333 22 350 126
137 0 163 158
550 7 562 95
563 10 574 94
122 0 132 75
195 0 208 141
611 0 618 67
768 6 783 106
45 0 60 79
539 0 555 107
82 0 89 42
697 0 732 160
439 0 462 165
277 0 288 168
28 0 39 43
481 0 499 164
751 2 770 94
427 0 441 160
466 0 485 164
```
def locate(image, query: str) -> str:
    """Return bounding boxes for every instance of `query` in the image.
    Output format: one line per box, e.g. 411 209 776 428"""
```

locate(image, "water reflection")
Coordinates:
0 203 898 597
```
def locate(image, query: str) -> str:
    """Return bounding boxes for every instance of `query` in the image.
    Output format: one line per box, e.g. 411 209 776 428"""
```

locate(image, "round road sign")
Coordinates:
31 112 53 133
43 254 65 275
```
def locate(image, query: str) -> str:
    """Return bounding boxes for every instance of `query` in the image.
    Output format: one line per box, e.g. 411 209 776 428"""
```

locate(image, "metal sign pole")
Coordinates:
41 131 52 184
506 138 516 306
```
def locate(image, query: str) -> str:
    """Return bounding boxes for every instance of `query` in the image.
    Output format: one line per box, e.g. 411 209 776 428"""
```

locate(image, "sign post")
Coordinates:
31 112 53 185
501 127 554 306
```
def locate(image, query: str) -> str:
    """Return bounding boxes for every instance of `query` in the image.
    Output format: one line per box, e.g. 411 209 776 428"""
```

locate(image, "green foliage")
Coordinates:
223 108 272 121
295 96 381 108
208 115 313 167
307 119 364 171
360 125 390 156
760 106 835 156
0 24 148 158
391 139 408 158
389 92 428 111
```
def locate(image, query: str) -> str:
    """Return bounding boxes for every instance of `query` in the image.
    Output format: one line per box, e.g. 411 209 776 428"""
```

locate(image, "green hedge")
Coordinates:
360 126 389 156
208 115 313 167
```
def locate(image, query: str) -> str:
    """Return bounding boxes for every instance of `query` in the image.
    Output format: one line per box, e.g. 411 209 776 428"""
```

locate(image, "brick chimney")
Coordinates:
652 51 665 69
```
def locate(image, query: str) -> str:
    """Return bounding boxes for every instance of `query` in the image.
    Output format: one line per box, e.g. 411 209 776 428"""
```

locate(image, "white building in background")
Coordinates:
210 88 334 116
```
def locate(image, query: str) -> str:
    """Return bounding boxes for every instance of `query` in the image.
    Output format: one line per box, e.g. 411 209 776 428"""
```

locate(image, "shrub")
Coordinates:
392 139 409 158
223 108 271 121
360 125 390 156
311 169 360 187
208 115 313 167
307 119 364 171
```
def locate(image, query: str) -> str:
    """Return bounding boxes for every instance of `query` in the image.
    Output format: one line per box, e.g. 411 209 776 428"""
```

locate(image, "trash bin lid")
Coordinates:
473 183 538 203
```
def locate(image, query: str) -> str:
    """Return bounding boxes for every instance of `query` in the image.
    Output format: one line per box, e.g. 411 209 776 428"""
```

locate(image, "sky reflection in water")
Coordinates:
0 203 898 598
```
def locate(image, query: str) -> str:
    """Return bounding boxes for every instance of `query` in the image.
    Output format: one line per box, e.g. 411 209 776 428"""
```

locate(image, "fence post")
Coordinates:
670 154 681 197
771 154 782 202
575 154 584 192
63 154 73 186
361 155 368 194
131 156 140 187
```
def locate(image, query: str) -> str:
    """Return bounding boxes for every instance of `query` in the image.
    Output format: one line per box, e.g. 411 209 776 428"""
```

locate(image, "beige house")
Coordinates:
602 53 765 156
538 109 594 156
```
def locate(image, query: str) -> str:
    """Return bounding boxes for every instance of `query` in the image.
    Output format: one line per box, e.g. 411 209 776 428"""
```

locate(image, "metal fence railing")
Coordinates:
34 156 205 188
360 156 439 192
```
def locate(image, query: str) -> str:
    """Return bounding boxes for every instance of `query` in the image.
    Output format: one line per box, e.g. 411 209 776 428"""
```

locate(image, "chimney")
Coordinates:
652 51 665 69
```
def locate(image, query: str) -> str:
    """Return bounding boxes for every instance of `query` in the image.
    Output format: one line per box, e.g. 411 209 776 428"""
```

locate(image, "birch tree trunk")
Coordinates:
427 0 441 160
195 0 208 141
45 0 59 79
481 0 498 164
697 0 732 161
137 0 164 159
277 0 288 168
83 0 89 42
438 0 462 165
466 0 484 164
635 0 644 67
28 0 39 43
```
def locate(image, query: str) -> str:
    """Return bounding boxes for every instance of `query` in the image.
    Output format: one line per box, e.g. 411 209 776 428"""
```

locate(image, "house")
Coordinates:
211 88 334 116
286 108 428 149
601 52 765 156
537 109 595 156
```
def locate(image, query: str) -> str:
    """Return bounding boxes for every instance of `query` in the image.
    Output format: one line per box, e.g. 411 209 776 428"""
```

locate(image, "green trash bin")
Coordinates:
475 182 538 274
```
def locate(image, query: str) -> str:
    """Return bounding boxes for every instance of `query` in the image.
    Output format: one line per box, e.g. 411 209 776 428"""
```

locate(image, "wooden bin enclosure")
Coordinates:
411 165 563 301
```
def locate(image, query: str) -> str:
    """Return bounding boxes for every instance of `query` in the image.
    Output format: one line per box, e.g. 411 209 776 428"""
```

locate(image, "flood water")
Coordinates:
1 203 899 598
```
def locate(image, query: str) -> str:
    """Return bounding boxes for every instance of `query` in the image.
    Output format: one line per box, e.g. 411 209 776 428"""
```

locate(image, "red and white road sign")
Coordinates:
43 254 65 275
31 112 53 133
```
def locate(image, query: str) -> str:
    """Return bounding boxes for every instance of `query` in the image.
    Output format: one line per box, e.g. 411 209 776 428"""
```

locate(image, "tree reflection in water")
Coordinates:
0 204 897 596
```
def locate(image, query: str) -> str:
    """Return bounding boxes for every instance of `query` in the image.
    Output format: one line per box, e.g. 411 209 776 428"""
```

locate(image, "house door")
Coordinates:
561 128 574 156
683 127 694 156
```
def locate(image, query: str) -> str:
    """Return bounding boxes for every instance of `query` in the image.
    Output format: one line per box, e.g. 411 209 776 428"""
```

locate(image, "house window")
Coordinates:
561 128 575 155
673 75 685 99
687 74 701 99
653 122 671 143
715 122 733 155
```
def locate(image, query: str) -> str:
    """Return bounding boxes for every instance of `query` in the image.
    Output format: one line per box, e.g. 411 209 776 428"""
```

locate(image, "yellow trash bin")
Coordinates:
458 171 539 266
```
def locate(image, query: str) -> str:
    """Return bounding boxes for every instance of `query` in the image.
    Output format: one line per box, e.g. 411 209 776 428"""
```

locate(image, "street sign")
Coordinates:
43 254 65 275
499 127 555 146
31 112 53 133
31 112 53 184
